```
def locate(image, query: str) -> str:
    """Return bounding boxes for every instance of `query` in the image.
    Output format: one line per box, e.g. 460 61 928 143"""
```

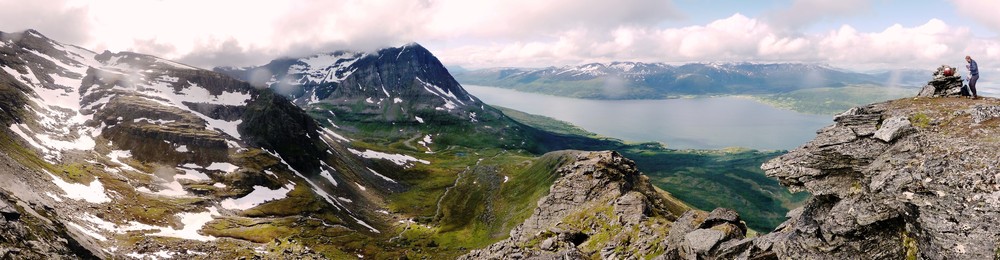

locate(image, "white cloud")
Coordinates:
0 0 91 44
424 0 680 39
0 0 997 73
816 20 973 67
0 0 680 68
951 0 1000 33
437 14 999 72
765 0 874 30
438 14 814 68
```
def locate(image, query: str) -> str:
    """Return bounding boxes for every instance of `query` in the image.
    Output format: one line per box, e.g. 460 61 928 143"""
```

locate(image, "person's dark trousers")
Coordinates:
970 75 979 97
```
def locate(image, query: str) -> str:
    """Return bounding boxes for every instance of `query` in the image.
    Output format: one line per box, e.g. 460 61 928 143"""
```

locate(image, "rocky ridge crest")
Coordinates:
460 151 748 259
751 95 1000 259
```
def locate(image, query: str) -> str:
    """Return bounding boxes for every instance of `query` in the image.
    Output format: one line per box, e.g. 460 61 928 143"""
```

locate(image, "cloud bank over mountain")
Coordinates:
1 0 997 72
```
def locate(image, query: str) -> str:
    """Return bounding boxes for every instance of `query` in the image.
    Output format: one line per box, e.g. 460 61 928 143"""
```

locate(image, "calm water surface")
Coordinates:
465 85 833 150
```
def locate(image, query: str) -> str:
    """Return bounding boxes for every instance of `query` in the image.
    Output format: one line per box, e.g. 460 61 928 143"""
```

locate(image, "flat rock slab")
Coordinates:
685 229 726 254
874 116 913 142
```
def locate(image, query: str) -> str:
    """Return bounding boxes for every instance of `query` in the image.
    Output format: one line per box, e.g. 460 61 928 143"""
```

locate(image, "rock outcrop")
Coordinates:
460 151 745 259
662 208 751 259
918 65 967 97
0 192 98 259
753 97 1000 259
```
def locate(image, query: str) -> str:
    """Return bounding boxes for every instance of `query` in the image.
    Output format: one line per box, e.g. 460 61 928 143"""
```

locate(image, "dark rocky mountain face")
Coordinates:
217 43 560 156
0 29 405 258
217 43 492 123
454 62 907 99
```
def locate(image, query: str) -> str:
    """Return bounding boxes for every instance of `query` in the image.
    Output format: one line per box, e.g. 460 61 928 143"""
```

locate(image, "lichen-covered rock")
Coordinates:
969 105 1000 124
661 208 748 260
684 229 725 255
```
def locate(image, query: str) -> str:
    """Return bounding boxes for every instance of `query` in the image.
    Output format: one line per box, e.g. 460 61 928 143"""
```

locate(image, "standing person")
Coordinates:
966 55 979 99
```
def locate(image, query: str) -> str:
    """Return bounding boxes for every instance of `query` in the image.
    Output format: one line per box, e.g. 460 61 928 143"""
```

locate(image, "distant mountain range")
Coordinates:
453 62 929 99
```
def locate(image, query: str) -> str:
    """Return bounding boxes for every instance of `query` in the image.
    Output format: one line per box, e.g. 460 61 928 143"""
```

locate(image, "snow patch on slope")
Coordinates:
48 171 111 204
220 183 295 210
206 162 239 173
367 167 397 184
150 207 220 241
347 148 429 168
318 161 338 187
417 77 464 110
137 79 248 139
287 52 361 84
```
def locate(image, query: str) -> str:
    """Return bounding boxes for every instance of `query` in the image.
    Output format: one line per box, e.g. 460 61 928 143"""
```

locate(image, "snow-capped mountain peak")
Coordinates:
216 42 491 123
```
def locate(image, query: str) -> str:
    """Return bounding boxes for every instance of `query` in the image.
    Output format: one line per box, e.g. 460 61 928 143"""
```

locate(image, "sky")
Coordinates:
1 0 999 74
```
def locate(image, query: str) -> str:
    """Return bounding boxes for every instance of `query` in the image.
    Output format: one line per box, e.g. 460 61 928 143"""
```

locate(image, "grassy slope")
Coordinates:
320 138 576 259
748 85 915 115
290 104 586 258
496 108 810 231
392 150 577 258
493 106 598 137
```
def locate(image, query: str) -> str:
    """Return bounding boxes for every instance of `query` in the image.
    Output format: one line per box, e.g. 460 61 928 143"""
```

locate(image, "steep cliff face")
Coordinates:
461 151 750 259
753 97 1000 259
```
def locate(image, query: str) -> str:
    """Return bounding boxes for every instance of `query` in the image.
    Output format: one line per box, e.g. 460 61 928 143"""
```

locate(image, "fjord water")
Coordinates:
465 85 832 150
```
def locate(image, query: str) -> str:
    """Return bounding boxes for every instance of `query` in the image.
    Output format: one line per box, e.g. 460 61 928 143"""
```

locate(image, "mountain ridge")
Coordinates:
454 61 928 100
0 29 418 258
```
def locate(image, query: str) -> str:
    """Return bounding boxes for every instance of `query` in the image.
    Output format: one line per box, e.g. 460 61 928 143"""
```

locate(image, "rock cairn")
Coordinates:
917 65 966 97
